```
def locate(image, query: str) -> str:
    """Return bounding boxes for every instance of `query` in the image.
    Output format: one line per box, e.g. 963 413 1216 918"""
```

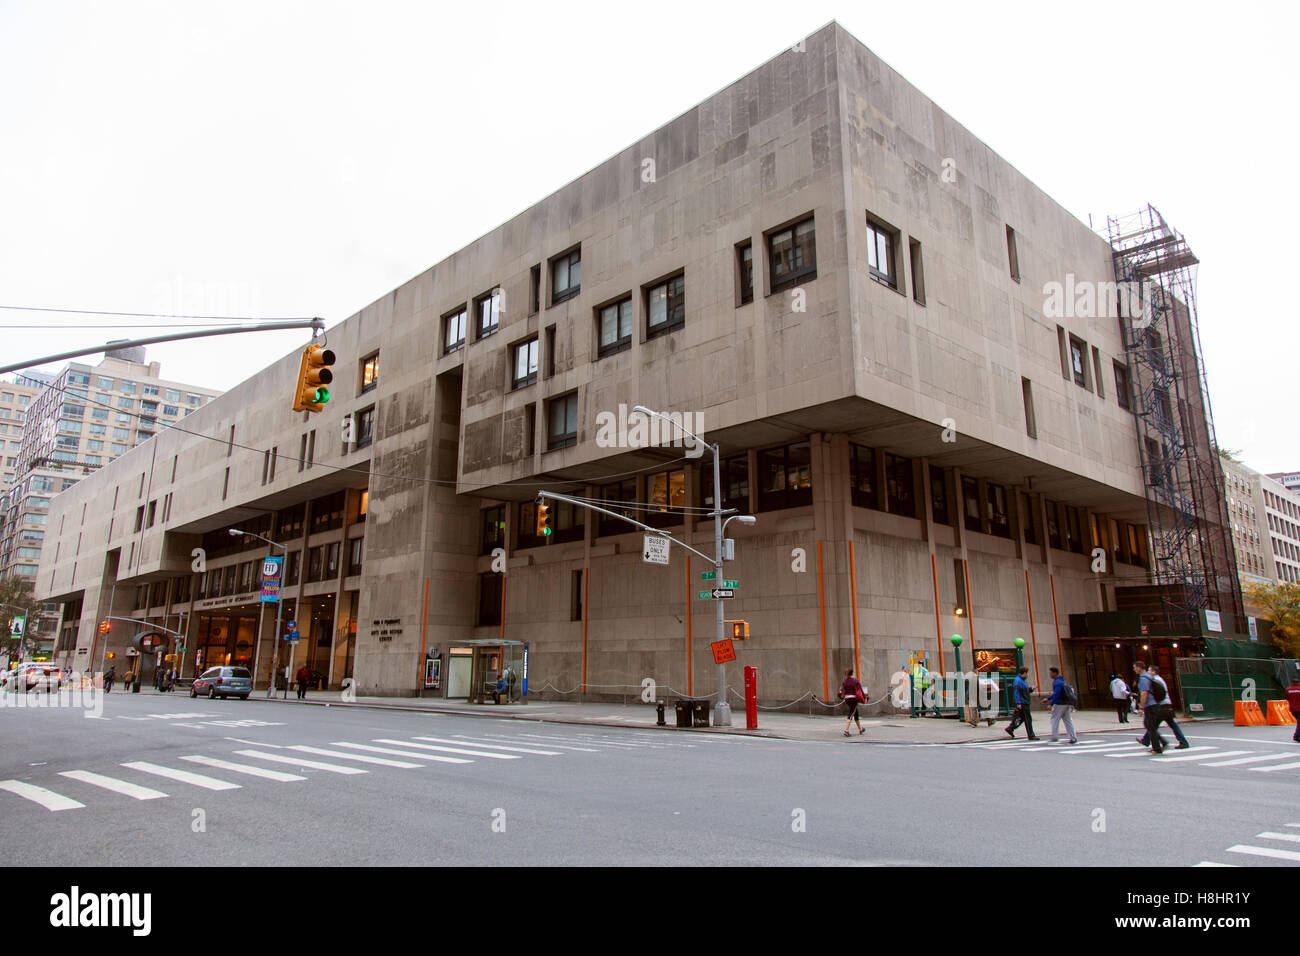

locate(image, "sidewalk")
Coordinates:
140 686 1223 744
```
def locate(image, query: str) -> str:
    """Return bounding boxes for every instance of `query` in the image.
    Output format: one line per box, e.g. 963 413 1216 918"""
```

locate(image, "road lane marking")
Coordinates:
1250 761 1300 773
1106 750 1176 758
224 737 283 747
1155 750 1253 763
1193 861 1237 867
429 735 565 755
1200 754 1293 768
59 770 168 800
515 733 658 750
1054 743 1137 755
1225 844 1300 862
286 745 420 768
1256 831 1300 844
0 780 84 811
234 750 367 774
122 761 241 791
484 735 598 752
179 755 306 782
333 742 474 764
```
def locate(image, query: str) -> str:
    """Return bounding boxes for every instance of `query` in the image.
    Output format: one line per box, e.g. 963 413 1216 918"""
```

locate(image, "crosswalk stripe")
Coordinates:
365 738 508 760
335 742 475 764
234 749 367 774
1225 844 1300 862
0 780 84 811
1106 749 1176 758
122 761 241 791
179 755 306 782
1194 861 1237 867
1250 761 1300 773
1155 750 1253 763
487 735 598 752
518 732 661 749
1256 831 1300 844
1201 754 1293 768
286 745 420 768
426 735 564 755
59 770 168 800
569 733 678 748
1056 743 1138 755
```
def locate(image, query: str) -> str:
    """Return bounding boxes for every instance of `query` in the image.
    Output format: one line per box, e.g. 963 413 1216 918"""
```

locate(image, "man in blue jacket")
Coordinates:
1047 667 1078 744
1004 667 1038 740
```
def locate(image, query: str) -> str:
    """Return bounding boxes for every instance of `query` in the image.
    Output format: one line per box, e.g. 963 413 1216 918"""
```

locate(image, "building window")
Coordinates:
545 326 556 378
909 238 926 305
1068 335 1089 388
284 551 300 586
930 466 950 526
1006 224 1020 281
700 455 749 515
850 444 878 510
529 264 541 315
1046 501 1062 550
478 572 503 627
306 546 323 583
347 537 364 576
596 479 638 537
767 216 816 293
360 353 379 394
550 249 581 305
355 407 375 449
571 570 584 622
597 298 633 357
645 274 685 338
645 468 685 528
444 308 467 353
866 216 898 289
519 498 583 546
1065 505 1084 554
757 441 812 511
986 483 1010 538
962 477 981 533
1022 377 1037 439
1091 347 1105 399
547 393 578 450
475 289 501 339
1022 493 1038 545
736 241 753 306
885 453 915 517
480 505 505 554
512 338 539 389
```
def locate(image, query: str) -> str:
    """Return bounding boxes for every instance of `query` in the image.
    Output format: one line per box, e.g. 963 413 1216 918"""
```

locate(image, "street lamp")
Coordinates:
229 528 288 699
632 405 755 727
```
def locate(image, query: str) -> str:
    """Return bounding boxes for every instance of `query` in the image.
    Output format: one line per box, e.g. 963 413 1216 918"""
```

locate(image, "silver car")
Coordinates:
189 666 252 700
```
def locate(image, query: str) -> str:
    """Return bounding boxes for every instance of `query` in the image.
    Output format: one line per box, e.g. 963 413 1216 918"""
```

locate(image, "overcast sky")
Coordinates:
1 0 1296 471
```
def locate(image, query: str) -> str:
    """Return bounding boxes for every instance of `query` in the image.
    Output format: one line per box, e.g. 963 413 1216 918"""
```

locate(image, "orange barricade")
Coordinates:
1266 700 1297 725
1234 700 1267 726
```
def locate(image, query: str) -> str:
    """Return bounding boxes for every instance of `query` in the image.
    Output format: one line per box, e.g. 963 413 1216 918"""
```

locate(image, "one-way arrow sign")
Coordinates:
710 588 735 599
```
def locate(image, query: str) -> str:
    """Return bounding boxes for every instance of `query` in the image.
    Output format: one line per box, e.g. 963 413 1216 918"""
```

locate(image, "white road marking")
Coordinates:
1155 750 1253 763
286 745 419 768
122 761 241 791
224 737 283 747
484 734 598 752
332 742 473 764
1256 831 1300 844
58 770 167 800
1250 761 1300 773
234 749 367 774
1225 844 1300 862
0 780 84 811
1055 743 1139 755
1200 754 1293 768
425 735 564 755
1193 861 1237 867
179 755 306 782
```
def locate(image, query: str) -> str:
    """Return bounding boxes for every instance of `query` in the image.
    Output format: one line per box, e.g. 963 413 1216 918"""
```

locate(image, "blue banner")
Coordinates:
260 555 284 603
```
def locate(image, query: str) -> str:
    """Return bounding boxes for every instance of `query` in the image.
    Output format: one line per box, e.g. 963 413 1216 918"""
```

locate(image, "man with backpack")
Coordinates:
1046 666 1078 744
1139 664 1188 749
1134 661 1170 754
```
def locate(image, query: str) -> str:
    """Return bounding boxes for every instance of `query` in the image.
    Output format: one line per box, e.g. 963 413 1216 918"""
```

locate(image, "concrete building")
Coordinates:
0 378 44 491
1220 457 1271 588
1260 474 1300 584
1 349 220 587
1267 471 1300 495
37 23 1229 706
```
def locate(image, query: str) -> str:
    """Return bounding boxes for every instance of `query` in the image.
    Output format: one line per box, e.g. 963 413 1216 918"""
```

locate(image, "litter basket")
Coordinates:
674 699 693 728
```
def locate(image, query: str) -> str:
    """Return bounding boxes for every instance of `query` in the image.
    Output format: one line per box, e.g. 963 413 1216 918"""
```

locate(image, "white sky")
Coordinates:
1 0 1296 471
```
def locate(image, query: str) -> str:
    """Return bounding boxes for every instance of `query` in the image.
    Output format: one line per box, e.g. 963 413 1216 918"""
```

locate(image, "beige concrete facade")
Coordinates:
35 23 1158 703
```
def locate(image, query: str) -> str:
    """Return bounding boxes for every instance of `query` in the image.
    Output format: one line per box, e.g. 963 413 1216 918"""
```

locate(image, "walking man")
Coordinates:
1109 673 1130 723
1047 667 1078 744
1134 661 1166 754
295 663 311 700
1287 674 1300 744
1005 666 1038 740
1137 665 1188 749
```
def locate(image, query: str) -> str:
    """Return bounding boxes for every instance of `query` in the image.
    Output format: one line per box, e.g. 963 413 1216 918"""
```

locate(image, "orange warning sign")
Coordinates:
711 638 736 664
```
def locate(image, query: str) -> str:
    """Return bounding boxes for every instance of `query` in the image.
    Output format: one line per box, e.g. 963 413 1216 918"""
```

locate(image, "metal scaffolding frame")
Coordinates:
1107 205 1242 630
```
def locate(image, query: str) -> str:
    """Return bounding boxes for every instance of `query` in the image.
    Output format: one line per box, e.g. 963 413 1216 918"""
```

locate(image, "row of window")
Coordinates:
1264 488 1300 522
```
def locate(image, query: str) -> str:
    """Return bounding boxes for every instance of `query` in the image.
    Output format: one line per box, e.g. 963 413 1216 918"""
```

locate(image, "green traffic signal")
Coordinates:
315 387 330 404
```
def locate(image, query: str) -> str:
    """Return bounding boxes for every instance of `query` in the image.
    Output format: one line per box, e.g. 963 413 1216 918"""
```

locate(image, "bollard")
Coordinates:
655 699 666 726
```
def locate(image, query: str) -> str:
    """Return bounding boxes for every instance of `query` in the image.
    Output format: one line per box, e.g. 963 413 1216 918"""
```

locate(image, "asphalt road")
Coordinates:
2 689 1299 866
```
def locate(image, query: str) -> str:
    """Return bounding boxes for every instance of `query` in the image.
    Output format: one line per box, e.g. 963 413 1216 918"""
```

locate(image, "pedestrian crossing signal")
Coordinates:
537 501 552 537
293 343 336 413
727 620 749 640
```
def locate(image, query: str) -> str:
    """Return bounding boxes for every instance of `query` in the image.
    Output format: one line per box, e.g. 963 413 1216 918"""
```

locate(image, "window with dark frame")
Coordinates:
547 393 578 450
767 217 816 293
986 482 1010 538
850 444 878 510
1022 377 1037 439
885 453 915 518
645 468 685 528
597 298 633 357
930 465 950 526
909 238 925 305
962 477 981 532
360 353 379 394
571 569 584 621
757 442 812 511
596 479 637 537
480 505 505 554
550 249 581 305
737 241 753 305
1006 224 1020 281
645 274 685 338
444 308 467 353
545 326 556 378
866 216 898 289
1069 335 1088 387
478 572 503 626
475 289 500 339
356 406 375 449
347 537 364 576
529 265 541 315
1065 505 1084 554
1022 494 1038 545
512 338 539 389
700 455 749 515
1046 500 1062 550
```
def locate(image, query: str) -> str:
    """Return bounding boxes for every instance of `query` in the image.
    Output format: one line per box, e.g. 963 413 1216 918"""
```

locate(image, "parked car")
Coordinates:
10 663 62 693
189 666 252 700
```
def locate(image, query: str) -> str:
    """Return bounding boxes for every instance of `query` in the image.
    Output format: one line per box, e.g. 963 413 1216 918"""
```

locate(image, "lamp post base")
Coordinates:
713 701 733 727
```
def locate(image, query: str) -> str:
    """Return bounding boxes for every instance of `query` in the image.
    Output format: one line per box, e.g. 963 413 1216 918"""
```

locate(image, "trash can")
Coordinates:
691 699 710 727
674 699 693 728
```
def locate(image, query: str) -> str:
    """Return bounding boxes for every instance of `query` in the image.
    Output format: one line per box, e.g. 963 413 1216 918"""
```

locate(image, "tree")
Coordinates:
1244 581 1300 657
0 577 37 657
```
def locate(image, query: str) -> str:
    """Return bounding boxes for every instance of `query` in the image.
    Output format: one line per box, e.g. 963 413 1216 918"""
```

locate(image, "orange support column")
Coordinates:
581 567 588 694
685 557 692 697
1049 574 1064 674
1024 570 1042 691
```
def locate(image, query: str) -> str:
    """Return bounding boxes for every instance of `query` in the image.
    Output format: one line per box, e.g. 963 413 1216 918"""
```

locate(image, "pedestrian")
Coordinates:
1133 661 1167 754
1109 673 1130 723
1046 666 1078 744
1005 666 1038 740
103 664 115 693
1287 674 1300 744
295 663 311 700
838 667 866 737
1137 665 1188 749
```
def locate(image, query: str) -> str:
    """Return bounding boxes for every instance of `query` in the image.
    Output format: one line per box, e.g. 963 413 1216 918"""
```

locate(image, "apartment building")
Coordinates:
1267 471 1300 495
36 23 1207 704
1261 474 1300 584
1221 457 1270 587
0 378 44 491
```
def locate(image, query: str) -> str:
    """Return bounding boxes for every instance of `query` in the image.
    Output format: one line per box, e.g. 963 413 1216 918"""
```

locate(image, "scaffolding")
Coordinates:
1106 205 1242 629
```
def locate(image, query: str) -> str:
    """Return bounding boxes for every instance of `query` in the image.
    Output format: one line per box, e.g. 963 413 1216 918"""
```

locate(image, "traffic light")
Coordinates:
536 500 552 537
293 343 336 413
726 620 750 640
98 621 111 634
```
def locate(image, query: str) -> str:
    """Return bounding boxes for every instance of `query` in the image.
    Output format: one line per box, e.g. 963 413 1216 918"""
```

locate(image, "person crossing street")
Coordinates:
1005 667 1038 740
1047 667 1078 744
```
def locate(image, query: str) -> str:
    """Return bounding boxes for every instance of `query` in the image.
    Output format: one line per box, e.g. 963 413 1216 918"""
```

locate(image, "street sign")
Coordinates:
642 535 670 566
260 555 284 603
710 638 736 664
701 571 716 581
10 616 24 637
721 579 739 589
698 589 735 600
